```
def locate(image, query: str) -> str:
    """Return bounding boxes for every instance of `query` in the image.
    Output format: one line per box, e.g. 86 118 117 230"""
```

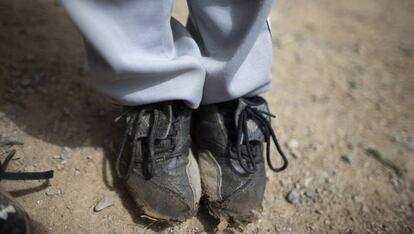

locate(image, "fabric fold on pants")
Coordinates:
61 0 275 108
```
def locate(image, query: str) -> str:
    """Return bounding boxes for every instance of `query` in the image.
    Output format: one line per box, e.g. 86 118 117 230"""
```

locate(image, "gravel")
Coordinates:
304 191 317 200
341 154 353 164
287 139 300 149
46 188 64 196
352 196 362 203
286 189 301 204
60 147 71 164
290 148 302 159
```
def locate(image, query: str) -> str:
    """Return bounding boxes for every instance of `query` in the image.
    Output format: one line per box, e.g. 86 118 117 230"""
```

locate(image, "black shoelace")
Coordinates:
0 150 54 181
115 108 175 180
235 106 288 174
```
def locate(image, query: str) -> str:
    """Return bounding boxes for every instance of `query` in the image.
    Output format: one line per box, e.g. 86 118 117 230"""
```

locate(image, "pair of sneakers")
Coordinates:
115 96 288 223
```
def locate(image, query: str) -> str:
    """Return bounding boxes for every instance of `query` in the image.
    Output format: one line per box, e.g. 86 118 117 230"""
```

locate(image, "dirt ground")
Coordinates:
0 0 413 233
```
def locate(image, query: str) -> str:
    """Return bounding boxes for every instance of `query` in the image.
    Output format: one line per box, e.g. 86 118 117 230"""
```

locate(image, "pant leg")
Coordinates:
187 0 275 104
61 0 205 108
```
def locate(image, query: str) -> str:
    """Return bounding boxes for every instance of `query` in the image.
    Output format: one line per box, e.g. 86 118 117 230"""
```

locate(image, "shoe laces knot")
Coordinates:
115 104 175 180
234 97 288 174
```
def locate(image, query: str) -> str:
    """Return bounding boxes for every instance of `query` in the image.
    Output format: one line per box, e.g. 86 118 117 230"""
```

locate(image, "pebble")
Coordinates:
74 169 81 176
20 79 32 87
286 189 301 204
62 108 71 116
390 177 399 188
325 177 334 184
290 148 302 159
352 196 362 203
304 177 313 187
361 205 370 213
381 224 391 231
104 214 113 221
94 195 113 212
304 191 317 200
60 147 71 163
46 188 63 196
341 155 353 164
287 139 300 149
279 180 289 188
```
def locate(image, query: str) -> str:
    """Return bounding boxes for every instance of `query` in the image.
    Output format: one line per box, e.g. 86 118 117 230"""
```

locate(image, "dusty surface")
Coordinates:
0 0 413 233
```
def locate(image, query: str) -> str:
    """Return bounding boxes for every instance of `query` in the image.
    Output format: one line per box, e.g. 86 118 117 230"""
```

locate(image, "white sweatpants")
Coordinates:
61 0 274 108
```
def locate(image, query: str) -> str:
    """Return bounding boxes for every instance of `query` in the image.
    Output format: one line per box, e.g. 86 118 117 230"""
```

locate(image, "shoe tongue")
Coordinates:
234 97 270 142
135 104 173 139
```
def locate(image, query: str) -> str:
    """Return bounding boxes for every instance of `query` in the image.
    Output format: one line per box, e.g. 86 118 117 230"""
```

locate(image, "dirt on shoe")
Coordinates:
0 0 413 233
192 97 287 224
116 102 201 222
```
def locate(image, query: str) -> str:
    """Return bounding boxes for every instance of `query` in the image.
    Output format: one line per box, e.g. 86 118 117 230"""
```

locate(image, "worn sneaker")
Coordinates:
115 101 201 222
191 96 288 222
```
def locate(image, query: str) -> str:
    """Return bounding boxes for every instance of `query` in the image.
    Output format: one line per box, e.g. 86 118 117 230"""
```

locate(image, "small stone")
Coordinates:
74 169 81 176
104 214 113 221
341 155 353 164
304 191 316 200
290 148 302 159
381 224 391 231
352 196 361 203
287 139 300 149
286 189 301 204
279 180 289 188
46 188 63 196
390 177 399 188
62 108 70 116
361 205 370 213
57 164 65 170
60 148 71 163
304 177 313 187
324 219 331 225
94 195 113 212
0 112 5 118
20 79 32 87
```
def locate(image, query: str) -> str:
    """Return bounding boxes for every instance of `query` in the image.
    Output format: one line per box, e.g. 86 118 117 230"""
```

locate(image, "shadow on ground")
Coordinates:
0 1 218 232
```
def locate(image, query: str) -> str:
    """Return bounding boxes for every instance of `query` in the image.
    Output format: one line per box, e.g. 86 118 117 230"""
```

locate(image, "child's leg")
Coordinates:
187 0 274 104
61 0 206 108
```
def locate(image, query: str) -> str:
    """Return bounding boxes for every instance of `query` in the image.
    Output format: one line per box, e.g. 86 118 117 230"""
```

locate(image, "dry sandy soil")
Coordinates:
0 0 413 233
